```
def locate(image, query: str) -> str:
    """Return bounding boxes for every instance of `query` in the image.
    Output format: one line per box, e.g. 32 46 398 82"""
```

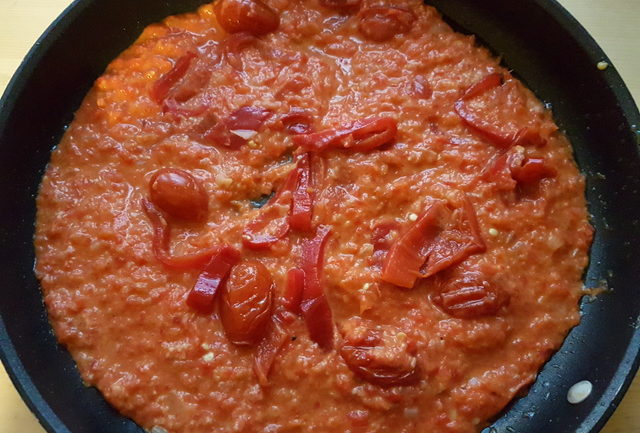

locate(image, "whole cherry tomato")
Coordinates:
214 0 279 36
358 6 415 42
339 318 420 387
149 168 208 222
220 260 274 346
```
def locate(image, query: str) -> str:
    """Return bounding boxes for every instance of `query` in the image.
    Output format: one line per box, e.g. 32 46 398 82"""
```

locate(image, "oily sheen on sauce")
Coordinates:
34 0 593 432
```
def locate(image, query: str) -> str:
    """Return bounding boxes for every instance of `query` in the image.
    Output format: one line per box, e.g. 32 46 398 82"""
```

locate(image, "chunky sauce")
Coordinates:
35 0 593 432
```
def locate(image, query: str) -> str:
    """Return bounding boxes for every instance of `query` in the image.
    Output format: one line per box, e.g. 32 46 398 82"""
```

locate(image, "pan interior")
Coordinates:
0 1 639 432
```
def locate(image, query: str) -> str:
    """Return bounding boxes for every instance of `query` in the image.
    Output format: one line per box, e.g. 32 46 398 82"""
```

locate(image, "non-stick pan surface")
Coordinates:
1 1 639 432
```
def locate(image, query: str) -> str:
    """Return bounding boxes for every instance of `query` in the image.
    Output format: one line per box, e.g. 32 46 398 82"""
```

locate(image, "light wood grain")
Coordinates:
0 0 638 432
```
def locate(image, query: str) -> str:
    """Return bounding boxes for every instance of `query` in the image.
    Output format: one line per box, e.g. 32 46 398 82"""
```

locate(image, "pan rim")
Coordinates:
0 1 638 432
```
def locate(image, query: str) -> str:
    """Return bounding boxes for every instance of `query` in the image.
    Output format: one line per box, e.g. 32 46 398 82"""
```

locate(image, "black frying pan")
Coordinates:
1 1 639 432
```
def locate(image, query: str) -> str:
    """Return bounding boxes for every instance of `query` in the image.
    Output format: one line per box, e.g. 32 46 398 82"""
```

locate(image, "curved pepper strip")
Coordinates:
293 117 397 152
283 268 305 314
243 153 316 249
141 198 218 269
150 51 196 104
300 225 334 349
290 153 313 232
510 157 557 184
381 201 447 288
242 165 298 250
454 73 518 148
186 245 241 315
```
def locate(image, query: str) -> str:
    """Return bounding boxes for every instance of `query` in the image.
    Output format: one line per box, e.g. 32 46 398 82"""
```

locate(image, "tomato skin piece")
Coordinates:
290 153 313 232
221 32 258 71
186 246 241 314
163 97 208 117
149 168 208 222
242 164 297 250
369 220 401 269
214 0 279 36
204 106 272 148
220 260 274 345
283 268 305 314
150 51 196 104
358 6 415 42
293 117 397 153
512 127 547 148
252 309 296 386
141 198 218 269
381 201 447 288
300 225 334 349
381 197 486 288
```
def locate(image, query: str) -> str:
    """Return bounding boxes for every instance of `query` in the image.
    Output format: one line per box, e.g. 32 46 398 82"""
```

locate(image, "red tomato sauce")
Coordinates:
35 0 593 432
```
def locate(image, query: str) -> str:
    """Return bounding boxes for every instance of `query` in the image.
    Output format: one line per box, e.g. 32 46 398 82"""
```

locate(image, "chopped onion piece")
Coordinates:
230 129 258 140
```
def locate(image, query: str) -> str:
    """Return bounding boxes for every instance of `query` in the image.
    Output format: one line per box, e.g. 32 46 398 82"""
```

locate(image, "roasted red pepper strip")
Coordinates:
283 268 305 314
242 203 292 250
300 225 334 349
186 246 241 314
510 158 557 184
141 198 218 269
454 73 518 148
290 153 313 232
281 108 315 134
481 145 555 189
381 201 447 288
293 117 397 152
150 51 196 104
253 309 295 386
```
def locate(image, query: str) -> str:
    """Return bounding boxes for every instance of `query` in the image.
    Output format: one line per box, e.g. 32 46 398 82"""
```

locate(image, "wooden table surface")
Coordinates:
1 0 639 432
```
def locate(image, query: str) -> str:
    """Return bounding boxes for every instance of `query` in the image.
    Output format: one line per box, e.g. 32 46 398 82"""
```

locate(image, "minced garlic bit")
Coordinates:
215 174 233 188
361 282 371 291
247 140 259 148
201 343 212 350
408 213 418 222
567 380 593 404
488 228 499 237
202 352 215 362
597 61 609 71
404 407 419 418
